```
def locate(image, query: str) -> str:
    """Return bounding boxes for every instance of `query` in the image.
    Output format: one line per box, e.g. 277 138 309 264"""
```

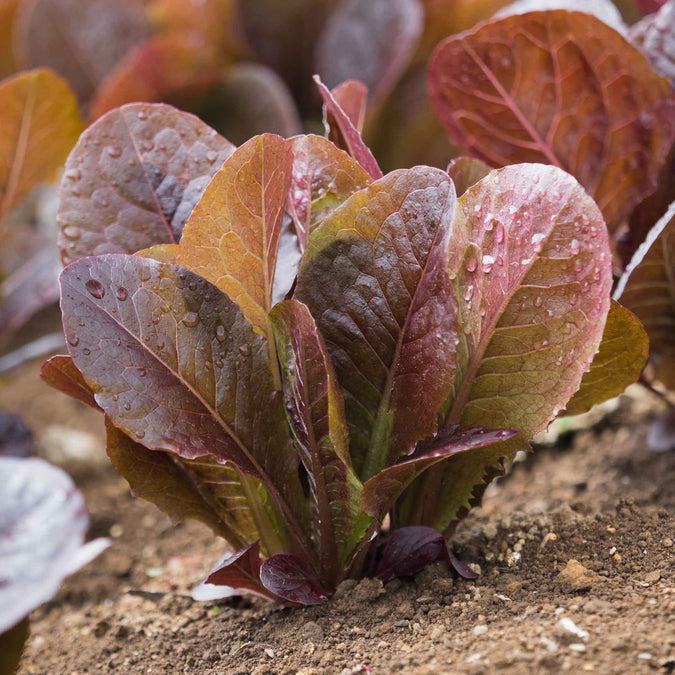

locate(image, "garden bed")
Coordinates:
1 362 673 675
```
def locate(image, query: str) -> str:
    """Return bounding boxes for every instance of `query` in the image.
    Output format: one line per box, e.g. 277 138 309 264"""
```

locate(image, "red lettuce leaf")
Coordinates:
58 102 235 265
446 157 492 197
295 167 458 478
13 0 149 103
288 134 371 251
271 300 368 583
360 425 517 522
40 355 100 410
59 254 312 559
191 542 277 602
260 552 330 605
314 76 383 180
315 0 423 104
329 80 368 132
428 10 675 230
630 0 675 86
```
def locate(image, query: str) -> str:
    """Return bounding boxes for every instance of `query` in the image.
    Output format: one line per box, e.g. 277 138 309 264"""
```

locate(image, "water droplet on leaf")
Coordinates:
85 279 105 299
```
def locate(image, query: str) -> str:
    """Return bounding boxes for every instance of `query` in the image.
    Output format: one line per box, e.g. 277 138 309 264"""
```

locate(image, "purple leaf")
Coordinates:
0 457 108 634
447 550 479 580
40 355 100 410
58 103 235 265
191 542 277 602
377 526 446 581
260 552 329 605
315 0 423 104
314 75 383 180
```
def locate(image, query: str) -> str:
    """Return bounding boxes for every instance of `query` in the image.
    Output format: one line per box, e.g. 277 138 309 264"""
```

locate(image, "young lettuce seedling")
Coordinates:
43 86 633 604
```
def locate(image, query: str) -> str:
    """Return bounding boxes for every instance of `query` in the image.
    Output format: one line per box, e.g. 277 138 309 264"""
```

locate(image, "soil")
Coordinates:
1 360 673 675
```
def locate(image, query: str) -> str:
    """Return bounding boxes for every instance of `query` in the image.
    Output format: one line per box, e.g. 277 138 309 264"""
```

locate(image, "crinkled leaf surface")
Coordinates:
40 355 100 409
447 157 492 197
295 167 458 479
406 164 613 530
178 134 292 346
428 10 675 229
0 69 82 227
89 37 220 121
58 103 234 265
564 301 648 416
59 254 311 556
13 0 149 103
329 80 367 133
260 552 329 605
631 0 675 85
271 300 366 579
315 76 383 181
192 542 276 601
315 0 423 103
0 457 108 634
288 134 371 251
360 426 516 522
618 210 675 389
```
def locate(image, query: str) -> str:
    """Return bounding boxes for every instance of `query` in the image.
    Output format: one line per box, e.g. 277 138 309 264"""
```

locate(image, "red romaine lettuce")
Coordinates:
44 90 636 603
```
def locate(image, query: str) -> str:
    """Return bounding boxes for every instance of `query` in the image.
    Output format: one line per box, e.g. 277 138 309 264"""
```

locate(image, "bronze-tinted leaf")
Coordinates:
564 301 649 416
60 254 312 557
617 204 675 389
315 0 423 104
314 76 383 180
630 0 675 86
408 164 614 530
0 0 19 78
447 157 492 197
0 69 82 227
271 300 367 578
58 102 234 265
288 134 371 250
259 552 329 605
89 37 220 121
40 355 100 409
295 167 458 479
177 134 292 343
428 10 675 229
13 0 149 103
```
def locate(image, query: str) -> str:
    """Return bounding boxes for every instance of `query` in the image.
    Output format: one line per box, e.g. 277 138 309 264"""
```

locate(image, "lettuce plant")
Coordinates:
43 90 639 604
428 6 675 449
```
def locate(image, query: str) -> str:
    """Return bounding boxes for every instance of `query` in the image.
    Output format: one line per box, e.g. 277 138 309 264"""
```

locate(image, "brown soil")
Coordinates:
1 361 674 675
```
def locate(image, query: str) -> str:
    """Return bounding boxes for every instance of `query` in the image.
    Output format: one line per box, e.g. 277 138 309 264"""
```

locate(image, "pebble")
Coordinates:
569 643 586 653
554 618 589 643
662 538 673 548
644 570 661 584
300 621 324 643
557 559 597 591
473 624 488 637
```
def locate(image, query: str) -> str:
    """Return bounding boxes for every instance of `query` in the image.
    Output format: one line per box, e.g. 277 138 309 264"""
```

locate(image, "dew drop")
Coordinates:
464 284 474 301
85 279 105 299
82 348 90 355
68 336 79 347
482 254 495 273
137 110 148 120
581 281 590 294
216 324 228 342
570 239 581 255
65 168 81 181
135 430 145 440
534 296 543 307
574 258 583 272
239 344 251 356
137 368 146 377
215 359 223 368
183 311 199 327
570 293 578 306
495 225 505 244
140 267 152 282
106 145 122 158
206 150 218 164
466 257 477 273
123 402 131 411
62 225 81 241
116 286 128 301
